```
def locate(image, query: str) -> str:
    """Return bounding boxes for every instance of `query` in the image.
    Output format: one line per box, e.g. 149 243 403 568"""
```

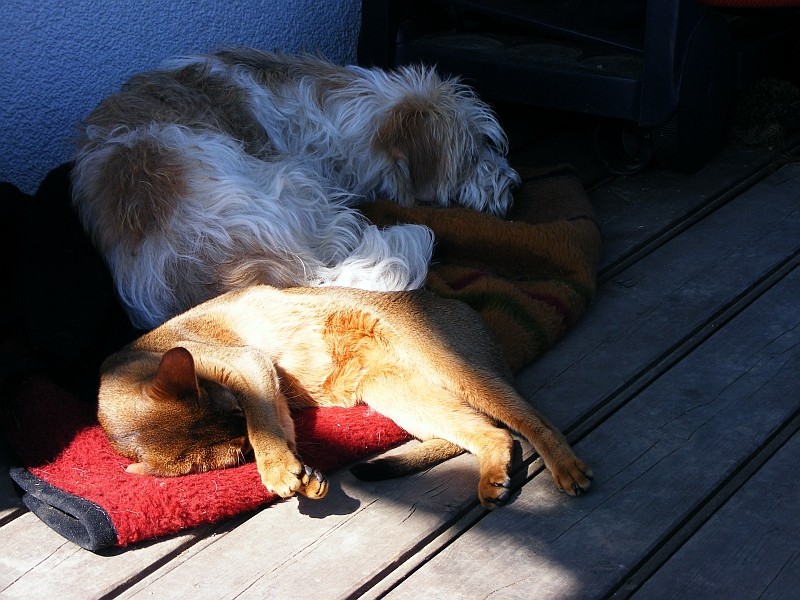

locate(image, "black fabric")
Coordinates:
14 163 140 398
1 180 32 352
10 467 118 551
2 166 134 550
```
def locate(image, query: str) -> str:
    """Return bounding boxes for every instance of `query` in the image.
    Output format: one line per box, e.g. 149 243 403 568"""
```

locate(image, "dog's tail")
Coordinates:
318 221 434 292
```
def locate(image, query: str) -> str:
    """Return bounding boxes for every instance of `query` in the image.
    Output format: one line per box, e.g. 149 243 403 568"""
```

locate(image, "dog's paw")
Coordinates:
550 456 593 496
478 467 512 510
457 153 520 217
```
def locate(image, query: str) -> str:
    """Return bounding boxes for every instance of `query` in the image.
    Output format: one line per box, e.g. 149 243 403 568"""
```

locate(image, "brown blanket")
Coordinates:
361 165 601 372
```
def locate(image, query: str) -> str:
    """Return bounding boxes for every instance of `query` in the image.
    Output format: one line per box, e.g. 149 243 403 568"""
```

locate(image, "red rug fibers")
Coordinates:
5 376 410 546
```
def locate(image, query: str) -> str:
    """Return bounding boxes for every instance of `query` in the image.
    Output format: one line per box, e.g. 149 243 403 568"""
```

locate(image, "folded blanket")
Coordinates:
360 165 600 373
2 164 600 551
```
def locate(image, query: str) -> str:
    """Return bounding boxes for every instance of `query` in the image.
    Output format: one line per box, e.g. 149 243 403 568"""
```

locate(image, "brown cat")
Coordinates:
98 285 591 509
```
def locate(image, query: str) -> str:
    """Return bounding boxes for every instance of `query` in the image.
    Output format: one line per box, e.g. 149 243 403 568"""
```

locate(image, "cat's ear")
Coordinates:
144 346 199 402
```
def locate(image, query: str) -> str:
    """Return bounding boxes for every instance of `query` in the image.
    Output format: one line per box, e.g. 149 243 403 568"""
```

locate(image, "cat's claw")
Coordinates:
479 475 512 509
552 457 593 496
298 465 328 500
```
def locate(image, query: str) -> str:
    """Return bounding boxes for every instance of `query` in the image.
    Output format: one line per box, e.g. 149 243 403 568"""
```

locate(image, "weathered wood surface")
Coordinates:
519 163 800 428
591 143 777 275
631 429 800 600
1 147 798 600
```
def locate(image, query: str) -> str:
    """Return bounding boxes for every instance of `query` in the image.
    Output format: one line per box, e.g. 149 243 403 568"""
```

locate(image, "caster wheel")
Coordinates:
653 12 731 172
593 119 654 175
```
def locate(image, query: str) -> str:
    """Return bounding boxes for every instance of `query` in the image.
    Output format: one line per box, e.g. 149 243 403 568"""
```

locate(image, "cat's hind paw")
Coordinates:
551 456 593 496
478 471 512 510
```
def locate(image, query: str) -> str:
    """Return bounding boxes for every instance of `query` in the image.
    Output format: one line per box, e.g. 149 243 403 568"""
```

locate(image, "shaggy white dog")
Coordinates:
72 49 520 329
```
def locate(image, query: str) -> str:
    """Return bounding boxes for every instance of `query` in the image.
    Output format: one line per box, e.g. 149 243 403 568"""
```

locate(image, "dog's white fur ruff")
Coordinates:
72 49 520 329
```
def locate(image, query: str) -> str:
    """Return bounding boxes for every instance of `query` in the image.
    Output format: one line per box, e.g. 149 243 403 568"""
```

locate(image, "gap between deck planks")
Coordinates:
618 410 800 599
516 163 800 428
0 149 796 600
589 144 781 276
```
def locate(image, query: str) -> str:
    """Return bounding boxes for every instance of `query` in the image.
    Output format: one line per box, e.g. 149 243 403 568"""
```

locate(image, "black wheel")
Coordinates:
593 119 654 175
653 12 731 172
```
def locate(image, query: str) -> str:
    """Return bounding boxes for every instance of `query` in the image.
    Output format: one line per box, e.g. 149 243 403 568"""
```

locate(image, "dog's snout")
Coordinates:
497 167 521 195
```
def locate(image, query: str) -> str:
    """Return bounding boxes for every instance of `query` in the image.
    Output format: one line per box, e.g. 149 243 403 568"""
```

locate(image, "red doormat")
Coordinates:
5 378 410 550
3 164 601 551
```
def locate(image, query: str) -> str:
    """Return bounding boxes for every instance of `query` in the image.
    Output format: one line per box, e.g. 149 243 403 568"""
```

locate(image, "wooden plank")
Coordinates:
0 510 213 599
511 133 778 277
380 265 800 599
516 164 800 431
611 405 800 599
592 144 778 274
117 444 500 599
631 429 800 599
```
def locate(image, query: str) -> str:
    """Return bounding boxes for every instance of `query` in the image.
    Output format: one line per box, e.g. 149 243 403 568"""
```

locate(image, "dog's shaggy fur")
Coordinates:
72 49 520 329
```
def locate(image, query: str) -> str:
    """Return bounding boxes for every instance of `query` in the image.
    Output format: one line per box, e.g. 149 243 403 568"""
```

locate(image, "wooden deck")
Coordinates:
2 124 799 599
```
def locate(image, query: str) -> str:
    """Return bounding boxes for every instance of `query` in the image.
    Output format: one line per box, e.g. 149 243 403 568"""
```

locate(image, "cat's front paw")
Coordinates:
257 454 328 500
258 458 303 499
550 456 593 496
297 465 328 500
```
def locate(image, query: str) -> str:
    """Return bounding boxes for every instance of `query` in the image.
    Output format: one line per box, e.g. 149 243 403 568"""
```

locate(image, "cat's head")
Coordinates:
98 346 250 477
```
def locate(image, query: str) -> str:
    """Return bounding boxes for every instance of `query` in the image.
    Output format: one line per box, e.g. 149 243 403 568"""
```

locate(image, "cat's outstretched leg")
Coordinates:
359 376 519 509
455 371 593 496
240 384 329 500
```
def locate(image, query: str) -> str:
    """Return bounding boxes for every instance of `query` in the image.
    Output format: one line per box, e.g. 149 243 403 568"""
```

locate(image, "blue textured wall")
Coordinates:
1 0 361 194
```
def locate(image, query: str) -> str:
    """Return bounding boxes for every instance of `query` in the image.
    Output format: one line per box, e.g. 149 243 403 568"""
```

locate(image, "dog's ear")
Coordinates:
374 99 443 196
144 346 200 403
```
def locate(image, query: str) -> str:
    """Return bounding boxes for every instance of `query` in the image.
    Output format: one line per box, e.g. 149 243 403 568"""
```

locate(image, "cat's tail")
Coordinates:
350 438 464 480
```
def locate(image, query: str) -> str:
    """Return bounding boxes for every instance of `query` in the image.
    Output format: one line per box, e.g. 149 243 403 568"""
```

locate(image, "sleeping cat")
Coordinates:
98 285 592 508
